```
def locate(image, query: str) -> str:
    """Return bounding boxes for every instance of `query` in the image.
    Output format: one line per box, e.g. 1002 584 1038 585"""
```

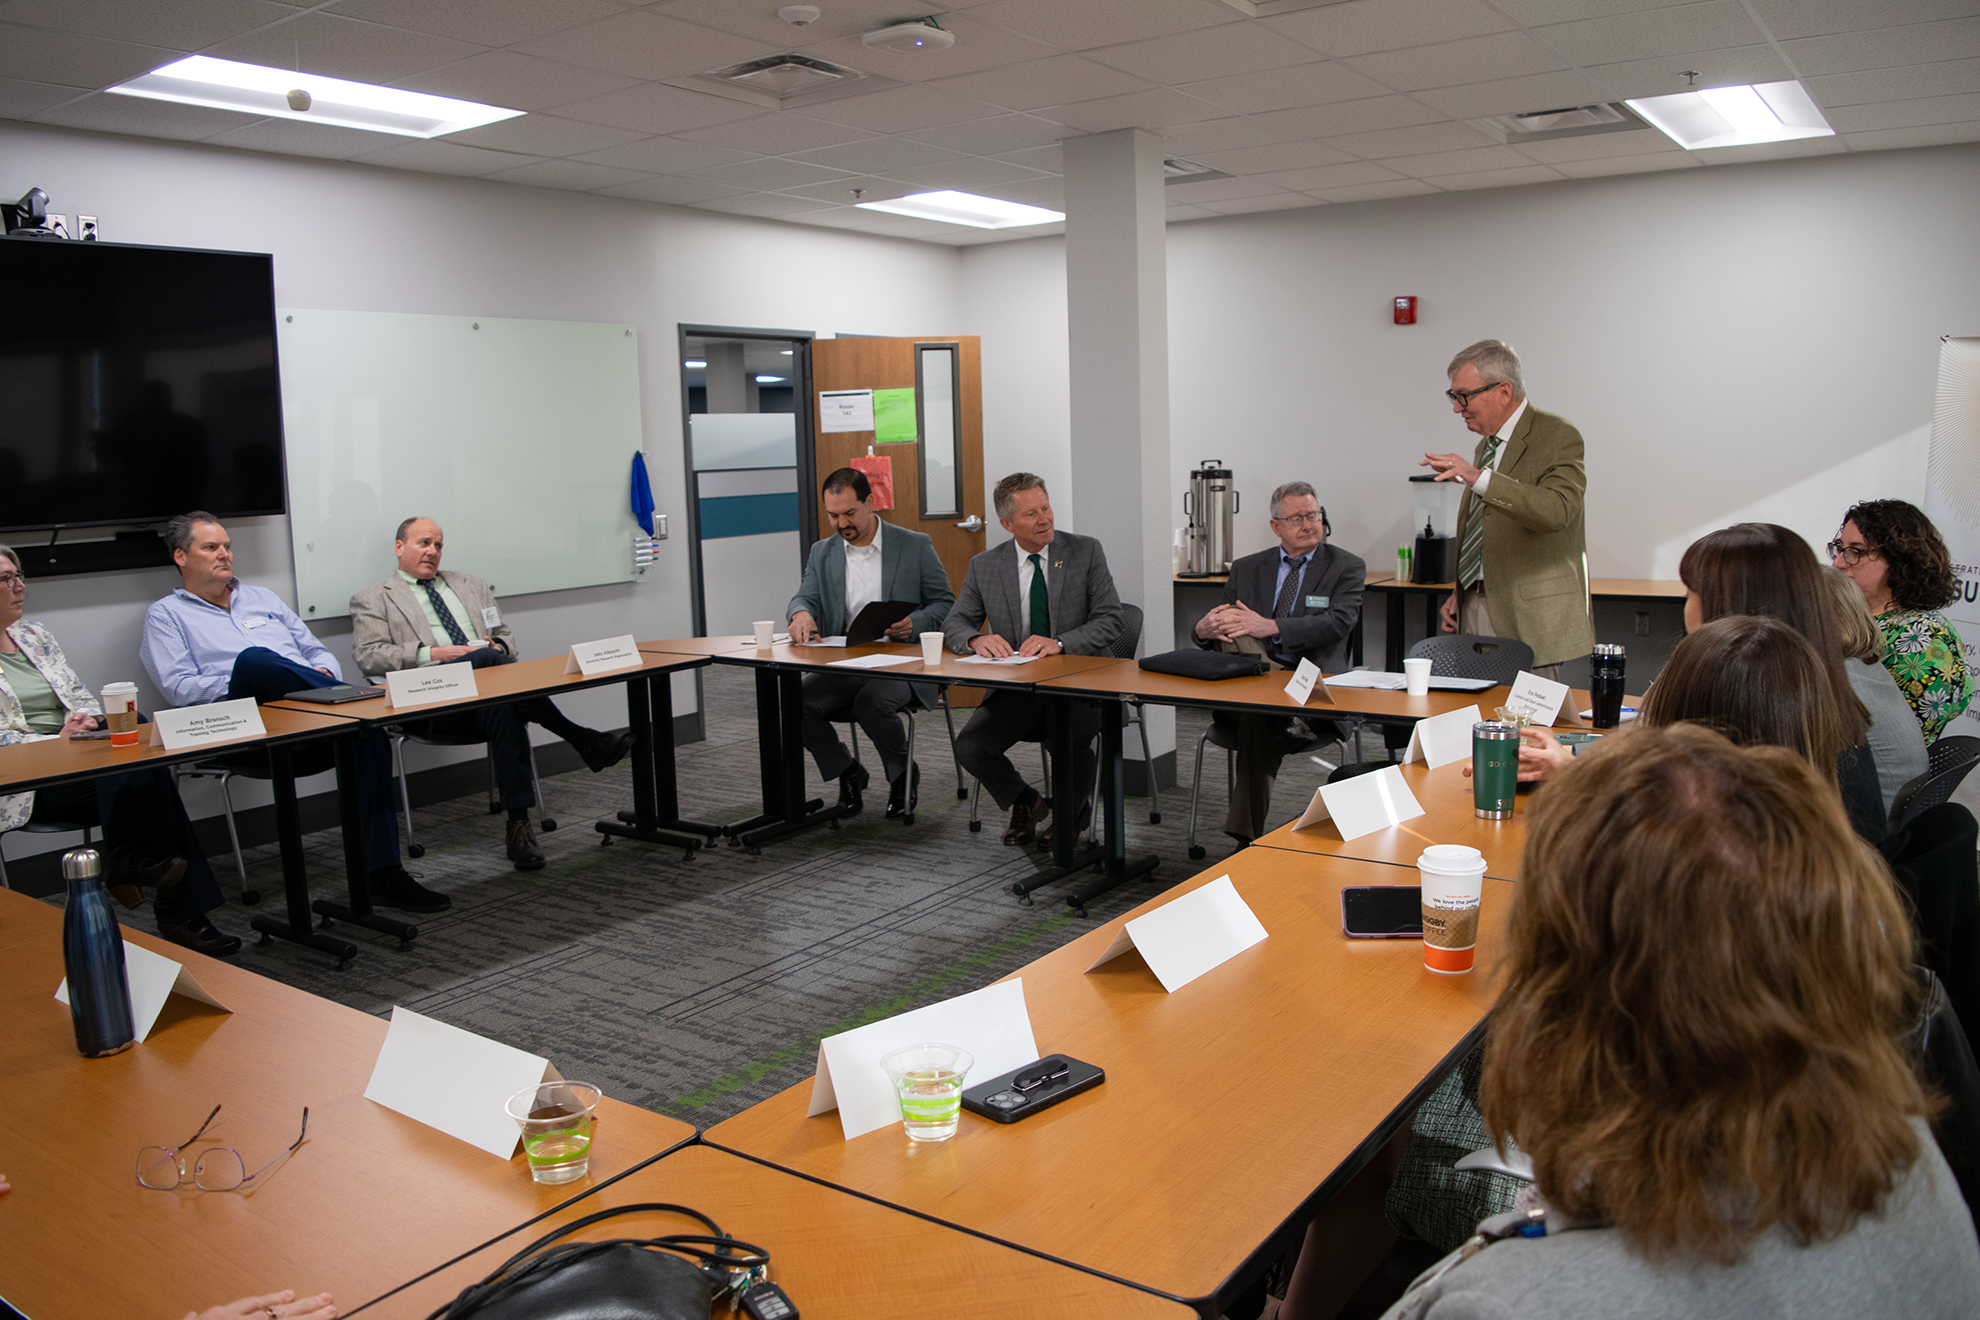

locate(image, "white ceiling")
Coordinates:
3 0 1977 246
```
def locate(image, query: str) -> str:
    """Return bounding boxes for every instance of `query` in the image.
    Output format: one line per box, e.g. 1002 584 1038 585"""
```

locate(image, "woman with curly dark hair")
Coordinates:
1831 500 1972 741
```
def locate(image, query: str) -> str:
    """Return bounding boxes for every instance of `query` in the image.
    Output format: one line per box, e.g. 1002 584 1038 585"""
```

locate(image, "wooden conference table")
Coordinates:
706 844 1514 1318
1253 756 1531 879
1365 573 1686 670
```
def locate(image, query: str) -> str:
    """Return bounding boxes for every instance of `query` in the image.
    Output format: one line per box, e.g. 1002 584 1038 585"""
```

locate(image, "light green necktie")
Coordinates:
1456 434 1504 589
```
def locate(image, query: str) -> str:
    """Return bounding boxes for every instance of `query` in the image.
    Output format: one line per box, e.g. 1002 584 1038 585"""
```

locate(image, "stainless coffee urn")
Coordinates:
1181 459 1239 577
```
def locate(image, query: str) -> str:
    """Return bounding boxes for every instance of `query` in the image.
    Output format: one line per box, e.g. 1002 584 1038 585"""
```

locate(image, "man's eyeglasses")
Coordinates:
1445 382 1504 405
137 1104 308 1191
1272 513 1324 526
0 573 24 590
1826 538 1880 567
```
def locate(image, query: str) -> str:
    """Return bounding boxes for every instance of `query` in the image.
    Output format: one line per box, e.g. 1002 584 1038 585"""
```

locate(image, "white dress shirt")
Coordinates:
1469 397 1527 497
1015 537 1049 634
842 518 883 633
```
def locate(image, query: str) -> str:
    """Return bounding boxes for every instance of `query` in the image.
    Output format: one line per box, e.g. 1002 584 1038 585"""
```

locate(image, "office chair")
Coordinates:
0 819 94 891
388 725 553 858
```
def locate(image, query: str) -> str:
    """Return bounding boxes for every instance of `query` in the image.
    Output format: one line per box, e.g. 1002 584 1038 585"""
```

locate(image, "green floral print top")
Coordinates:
1878 608 1972 742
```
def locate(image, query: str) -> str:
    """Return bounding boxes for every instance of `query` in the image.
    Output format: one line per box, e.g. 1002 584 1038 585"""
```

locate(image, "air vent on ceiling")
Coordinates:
1473 102 1648 144
1164 156 1234 185
669 54 888 110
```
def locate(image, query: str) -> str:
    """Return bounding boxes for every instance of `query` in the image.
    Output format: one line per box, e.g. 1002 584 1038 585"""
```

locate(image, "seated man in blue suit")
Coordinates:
786 468 954 818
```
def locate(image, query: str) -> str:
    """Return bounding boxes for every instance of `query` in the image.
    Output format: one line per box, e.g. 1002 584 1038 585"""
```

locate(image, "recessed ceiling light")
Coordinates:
856 190 1064 230
106 55 522 138
1625 81 1834 150
684 359 708 368
755 375 785 384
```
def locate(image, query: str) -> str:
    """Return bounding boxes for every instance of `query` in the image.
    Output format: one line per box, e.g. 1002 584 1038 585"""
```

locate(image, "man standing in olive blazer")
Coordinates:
1421 339 1592 675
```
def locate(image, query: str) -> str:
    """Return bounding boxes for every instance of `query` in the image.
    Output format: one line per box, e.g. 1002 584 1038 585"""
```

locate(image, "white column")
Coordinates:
1062 127 1175 791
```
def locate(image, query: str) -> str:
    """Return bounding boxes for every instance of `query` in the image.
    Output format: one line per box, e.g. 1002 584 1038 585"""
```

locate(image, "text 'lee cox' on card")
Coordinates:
1086 876 1268 993
385 661 478 709
1293 764 1426 841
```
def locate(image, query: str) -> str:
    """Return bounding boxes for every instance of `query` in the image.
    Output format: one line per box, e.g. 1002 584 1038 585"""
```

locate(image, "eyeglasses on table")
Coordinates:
137 1104 309 1191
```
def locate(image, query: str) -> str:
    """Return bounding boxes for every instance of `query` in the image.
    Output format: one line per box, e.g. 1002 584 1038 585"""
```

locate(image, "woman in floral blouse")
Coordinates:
1831 500 1972 742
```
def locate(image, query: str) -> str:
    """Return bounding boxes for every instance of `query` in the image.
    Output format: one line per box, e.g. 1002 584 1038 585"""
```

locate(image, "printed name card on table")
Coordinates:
56 940 231 1042
1402 704 1482 770
364 1006 561 1159
150 697 266 750
1293 763 1426 841
1283 658 1321 705
808 980 1039 1141
1085 875 1268 993
564 634 642 676
385 661 478 709
1502 671 1573 727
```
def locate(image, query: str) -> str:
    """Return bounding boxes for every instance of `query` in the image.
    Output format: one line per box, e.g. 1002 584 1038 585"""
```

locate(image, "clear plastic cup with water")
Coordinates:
504 1080 602 1184
880 1042 974 1142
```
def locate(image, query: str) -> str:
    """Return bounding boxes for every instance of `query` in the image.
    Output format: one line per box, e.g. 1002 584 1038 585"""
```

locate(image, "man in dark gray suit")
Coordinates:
787 467 954 817
1196 481 1364 847
943 472 1122 848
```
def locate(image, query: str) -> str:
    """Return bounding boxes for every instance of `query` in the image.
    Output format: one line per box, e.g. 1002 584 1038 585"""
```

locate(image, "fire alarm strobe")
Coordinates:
1394 296 1418 325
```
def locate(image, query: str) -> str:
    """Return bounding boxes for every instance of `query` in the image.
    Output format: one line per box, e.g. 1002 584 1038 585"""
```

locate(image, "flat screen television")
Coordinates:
0 237 285 534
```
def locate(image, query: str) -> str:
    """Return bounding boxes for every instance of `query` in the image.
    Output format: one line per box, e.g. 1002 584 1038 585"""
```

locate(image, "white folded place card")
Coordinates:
1403 704 1482 770
150 698 266 750
1085 875 1268 993
564 634 642 676
56 940 230 1043
385 661 478 709
808 979 1038 1141
364 1006 560 1159
1293 763 1427 841
1283 657 1320 705
1503 670 1572 727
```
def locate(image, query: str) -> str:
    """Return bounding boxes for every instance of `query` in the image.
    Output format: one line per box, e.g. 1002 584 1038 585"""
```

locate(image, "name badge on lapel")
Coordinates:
1305 595 1329 610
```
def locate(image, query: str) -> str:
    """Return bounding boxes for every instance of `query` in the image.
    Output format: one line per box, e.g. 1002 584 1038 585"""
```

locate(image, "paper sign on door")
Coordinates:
1402 704 1482 769
564 635 642 676
363 1006 561 1159
385 661 477 709
1292 764 1426 841
1085 875 1268 992
150 698 266 750
56 940 231 1042
1502 671 1573 726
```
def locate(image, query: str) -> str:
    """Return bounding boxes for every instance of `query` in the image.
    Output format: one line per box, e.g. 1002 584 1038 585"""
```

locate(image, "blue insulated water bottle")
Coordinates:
61 847 135 1057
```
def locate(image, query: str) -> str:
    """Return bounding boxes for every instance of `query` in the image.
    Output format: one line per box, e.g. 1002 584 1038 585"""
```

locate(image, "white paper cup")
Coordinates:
919 631 944 664
1403 657 1432 696
752 620 775 648
100 681 140 747
1419 844 1487 974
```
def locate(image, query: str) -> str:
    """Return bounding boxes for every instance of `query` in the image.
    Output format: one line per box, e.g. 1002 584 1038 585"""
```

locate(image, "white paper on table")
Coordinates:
363 1007 560 1159
1084 876 1268 993
953 654 1037 666
563 634 642 676
385 662 478 709
1578 707 1638 722
1292 764 1426 841
1403 704 1482 769
1323 670 1406 690
1283 658 1320 705
826 653 918 670
1503 671 1573 726
796 637 849 647
150 698 266 750
808 979 1038 1141
740 633 791 647
818 389 875 433
56 940 230 1043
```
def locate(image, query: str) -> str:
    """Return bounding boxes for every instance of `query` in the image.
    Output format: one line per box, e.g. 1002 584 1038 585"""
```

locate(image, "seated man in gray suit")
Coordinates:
351 517 634 872
1195 481 1364 848
787 468 954 817
943 472 1121 849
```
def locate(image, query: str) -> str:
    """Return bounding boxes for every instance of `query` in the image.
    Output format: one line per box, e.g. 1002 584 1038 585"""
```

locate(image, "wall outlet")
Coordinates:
78 214 98 241
46 213 68 237
1634 611 1651 636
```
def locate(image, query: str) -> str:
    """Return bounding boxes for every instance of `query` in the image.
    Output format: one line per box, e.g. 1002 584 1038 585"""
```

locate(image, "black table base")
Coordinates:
1011 693 1159 915
595 670 722 857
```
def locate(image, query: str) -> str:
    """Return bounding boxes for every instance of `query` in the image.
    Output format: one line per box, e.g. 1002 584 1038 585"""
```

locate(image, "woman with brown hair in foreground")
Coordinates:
1388 725 1979 1318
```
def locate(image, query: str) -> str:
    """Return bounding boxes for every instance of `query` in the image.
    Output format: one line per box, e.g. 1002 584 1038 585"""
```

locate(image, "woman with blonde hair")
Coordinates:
1819 564 1928 814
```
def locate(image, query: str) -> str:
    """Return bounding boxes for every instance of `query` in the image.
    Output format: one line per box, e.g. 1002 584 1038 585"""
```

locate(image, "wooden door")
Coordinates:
811 337 986 592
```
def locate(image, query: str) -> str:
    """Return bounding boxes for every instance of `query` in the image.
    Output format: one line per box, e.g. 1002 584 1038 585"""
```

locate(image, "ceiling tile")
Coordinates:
203 118 394 159
1508 126 1676 160
0 23 178 87
327 0 626 48
1411 69 1616 120
1244 94 1448 139
1551 150 1702 177
349 137 541 176
1163 175 1292 201
513 9 775 81
782 205 907 231
1166 202 1220 220
1325 120 1497 158
1195 192 1325 215
993 142 1063 172
776 173 917 203
1841 122 1980 150
1692 135 1847 164
888 156 1055 189
903 112 1070 154
1810 59 1980 108
449 112 647 155
1176 60 1390 114
1159 115 1312 153
1306 178 1441 203
30 90 259 138
801 84 1006 131
1191 138 1357 173
788 136 967 174
0 75 80 118
1428 163 1567 189
1490 0 1700 22
1346 32 1568 92
1744 0 1980 42
1042 87 1235 131
1826 91 1980 132
685 156 856 190
1255 159 1406 189
1086 23 1319 84
970 0 1240 53
207 13 484 84
931 54 1152 110
591 174 751 204
1534 1 1766 66
573 135 756 172
1783 18 1980 77
0 0 294 51
694 191 838 217
973 176 1064 205
675 112 876 154
393 51 637 112
480 157 653 190
1263 0 1514 59
1380 144 1542 175
550 82 764 134
1579 46 1790 101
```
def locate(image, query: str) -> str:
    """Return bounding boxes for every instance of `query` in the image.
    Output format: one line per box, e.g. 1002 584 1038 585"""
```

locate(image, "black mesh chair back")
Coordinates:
1406 634 1534 686
1889 735 1980 837
1110 603 1146 659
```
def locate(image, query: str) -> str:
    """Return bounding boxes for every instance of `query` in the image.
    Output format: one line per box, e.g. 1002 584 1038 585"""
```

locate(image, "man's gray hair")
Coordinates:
1446 339 1524 398
1270 481 1317 520
395 516 432 543
993 471 1048 521
163 511 222 555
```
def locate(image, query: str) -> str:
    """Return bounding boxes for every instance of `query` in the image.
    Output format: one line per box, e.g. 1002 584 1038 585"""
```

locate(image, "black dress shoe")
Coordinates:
838 762 870 813
506 818 546 872
575 728 636 773
106 851 188 910
886 763 920 819
1224 831 1253 852
1002 795 1050 847
1037 802 1093 852
369 866 451 913
157 915 242 958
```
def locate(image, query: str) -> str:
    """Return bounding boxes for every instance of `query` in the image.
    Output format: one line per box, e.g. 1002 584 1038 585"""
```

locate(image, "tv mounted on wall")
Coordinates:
0 237 285 537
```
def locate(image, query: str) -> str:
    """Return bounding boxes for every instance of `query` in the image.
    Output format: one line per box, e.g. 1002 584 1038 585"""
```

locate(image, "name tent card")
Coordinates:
56 940 231 1043
808 979 1038 1141
1085 876 1268 993
385 661 478 709
363 1006 560 1159
564 634 642 676
1283 658 1321 705
1503 670 1573 726
1403 704 1483 769
150 698 266 750
1293 764 1427 841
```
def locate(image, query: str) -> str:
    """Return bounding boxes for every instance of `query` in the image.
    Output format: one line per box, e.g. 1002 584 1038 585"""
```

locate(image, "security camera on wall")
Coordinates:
2 188 61 238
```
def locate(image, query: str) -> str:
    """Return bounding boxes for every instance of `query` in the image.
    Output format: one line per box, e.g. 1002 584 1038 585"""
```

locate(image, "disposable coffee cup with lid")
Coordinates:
1418 844 1486 975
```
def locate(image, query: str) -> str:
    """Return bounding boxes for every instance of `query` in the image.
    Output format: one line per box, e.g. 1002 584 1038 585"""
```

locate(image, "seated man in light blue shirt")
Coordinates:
140 511 448 914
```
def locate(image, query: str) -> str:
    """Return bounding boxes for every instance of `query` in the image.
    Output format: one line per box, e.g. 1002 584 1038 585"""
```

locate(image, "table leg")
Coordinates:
312 733 417 948
601 671 718 855
733 669 853 852
247 742 359 965
1060 698 1159 914
1012 694 1115 904
714 668 787 841
1386 589 1406 672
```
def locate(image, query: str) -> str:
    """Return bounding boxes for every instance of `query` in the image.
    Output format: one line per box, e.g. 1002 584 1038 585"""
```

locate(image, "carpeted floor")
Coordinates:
74 667 1376 1128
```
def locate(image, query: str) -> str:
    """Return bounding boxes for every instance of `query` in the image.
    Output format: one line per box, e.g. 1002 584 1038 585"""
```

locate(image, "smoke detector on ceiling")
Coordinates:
863 19 953 53
777 5 821 24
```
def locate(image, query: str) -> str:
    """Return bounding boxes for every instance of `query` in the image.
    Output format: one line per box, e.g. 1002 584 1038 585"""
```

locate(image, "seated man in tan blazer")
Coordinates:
350 517 633 872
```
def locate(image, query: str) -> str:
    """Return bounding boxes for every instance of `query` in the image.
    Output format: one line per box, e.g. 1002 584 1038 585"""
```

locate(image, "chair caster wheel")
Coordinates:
968 820 982 833
1188 845 1205 860
407 843 426 859
242 889 262 906
540 818 557 833
1148 813 1162 824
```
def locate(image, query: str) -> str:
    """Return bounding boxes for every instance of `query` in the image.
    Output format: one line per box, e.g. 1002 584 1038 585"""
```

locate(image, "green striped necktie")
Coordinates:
1456 434 1504 589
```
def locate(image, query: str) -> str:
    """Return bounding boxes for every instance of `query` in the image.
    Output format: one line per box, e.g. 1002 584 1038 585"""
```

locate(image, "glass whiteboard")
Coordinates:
278 310 642 620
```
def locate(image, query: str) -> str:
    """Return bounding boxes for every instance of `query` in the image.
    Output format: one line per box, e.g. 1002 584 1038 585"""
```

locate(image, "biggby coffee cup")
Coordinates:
99 682 139 748
1418 843 1486 975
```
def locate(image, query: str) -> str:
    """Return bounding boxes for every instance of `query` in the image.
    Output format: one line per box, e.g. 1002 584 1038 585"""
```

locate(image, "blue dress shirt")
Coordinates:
141 582 341 708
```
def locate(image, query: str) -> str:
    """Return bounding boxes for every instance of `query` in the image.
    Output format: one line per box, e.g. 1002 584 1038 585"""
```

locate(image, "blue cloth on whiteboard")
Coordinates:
630 451 656 536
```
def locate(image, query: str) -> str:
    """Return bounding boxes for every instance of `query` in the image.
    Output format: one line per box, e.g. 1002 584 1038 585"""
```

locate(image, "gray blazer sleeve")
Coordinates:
906 537 955 636
1056 538 1123 656
943 559 990 654
349 582 420 677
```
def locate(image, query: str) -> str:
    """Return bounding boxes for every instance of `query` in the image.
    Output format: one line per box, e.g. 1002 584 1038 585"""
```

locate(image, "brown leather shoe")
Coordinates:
157 915 242 958
1002 795 1051 847
506 817 546 872
1037 803 1093 852
106 851 188 909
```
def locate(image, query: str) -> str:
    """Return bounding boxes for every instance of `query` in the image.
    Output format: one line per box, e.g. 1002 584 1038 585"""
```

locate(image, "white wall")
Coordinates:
958 238 1071 526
